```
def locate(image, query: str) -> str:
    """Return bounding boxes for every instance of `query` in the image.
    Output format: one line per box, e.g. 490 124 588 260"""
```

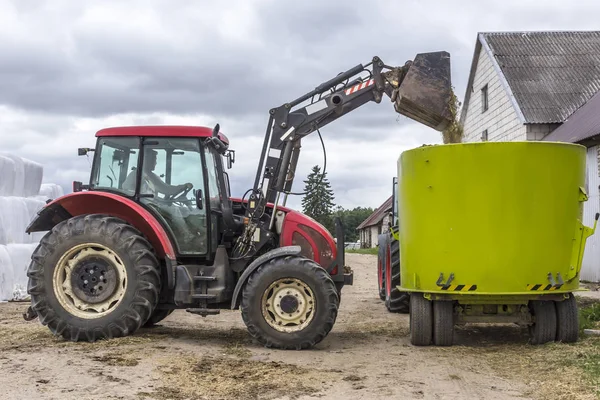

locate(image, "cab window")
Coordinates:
203 148 222 210
91 137 140 195
137 138 209 255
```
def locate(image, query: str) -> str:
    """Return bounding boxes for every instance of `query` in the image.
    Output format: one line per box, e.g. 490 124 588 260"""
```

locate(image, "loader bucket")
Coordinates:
394 51 453 132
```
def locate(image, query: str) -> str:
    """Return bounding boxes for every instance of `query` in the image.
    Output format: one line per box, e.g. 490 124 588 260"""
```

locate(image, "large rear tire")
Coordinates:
555 294 579 343
144 308 174 327
27 214 161 342
385 237 410 313
240 255 339 350
377 233 388 301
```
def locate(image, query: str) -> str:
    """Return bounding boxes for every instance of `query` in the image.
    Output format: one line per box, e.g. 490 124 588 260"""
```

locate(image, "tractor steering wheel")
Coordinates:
164 184 193 202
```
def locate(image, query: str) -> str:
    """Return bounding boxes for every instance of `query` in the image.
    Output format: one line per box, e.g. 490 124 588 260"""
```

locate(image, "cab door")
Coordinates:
138 138 210 255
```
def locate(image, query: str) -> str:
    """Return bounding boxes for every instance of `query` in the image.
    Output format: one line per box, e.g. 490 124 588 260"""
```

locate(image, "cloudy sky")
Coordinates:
1 0 599 210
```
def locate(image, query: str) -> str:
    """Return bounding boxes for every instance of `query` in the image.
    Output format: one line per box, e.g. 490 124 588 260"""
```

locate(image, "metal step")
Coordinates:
186 308 221 316
191 294 217 300
193 275 217 282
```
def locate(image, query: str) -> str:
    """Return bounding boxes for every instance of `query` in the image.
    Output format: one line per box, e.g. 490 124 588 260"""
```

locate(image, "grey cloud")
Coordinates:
5 0 600 210
0 0 469 122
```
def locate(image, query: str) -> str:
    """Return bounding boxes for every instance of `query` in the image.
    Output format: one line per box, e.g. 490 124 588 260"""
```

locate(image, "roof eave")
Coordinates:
479 33 527 124
459 35 482 126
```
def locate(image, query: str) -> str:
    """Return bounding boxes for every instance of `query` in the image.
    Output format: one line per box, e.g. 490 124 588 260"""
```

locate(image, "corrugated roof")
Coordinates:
356 196 392 230
543 89 600 143
482 31 600 123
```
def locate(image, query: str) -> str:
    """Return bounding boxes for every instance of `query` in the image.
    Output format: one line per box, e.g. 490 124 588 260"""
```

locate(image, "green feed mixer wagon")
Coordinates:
378 141 598 346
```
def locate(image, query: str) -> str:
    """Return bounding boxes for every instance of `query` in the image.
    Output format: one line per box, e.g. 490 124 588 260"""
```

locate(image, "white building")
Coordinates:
357 196 392 248
459 31 600 281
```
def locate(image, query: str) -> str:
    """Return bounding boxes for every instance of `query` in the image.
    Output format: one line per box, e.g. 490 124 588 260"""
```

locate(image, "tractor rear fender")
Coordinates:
26 192 177 287
230 246 302 310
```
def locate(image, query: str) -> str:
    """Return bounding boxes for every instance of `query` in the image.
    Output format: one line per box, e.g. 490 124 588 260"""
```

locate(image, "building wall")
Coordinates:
526 123 561 141
462 47 526 143
581 145 600 282
369 226 379 248
382 214 391 229
359 228 371 248
358 224 384 248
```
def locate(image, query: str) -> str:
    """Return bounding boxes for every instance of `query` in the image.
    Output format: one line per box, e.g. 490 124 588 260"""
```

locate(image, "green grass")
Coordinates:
570 298 600 395
345 248 378 255
578 298 600 333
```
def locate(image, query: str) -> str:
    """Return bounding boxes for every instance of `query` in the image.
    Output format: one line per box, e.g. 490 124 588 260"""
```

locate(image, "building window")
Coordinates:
482 129 488 141
481 84 489 112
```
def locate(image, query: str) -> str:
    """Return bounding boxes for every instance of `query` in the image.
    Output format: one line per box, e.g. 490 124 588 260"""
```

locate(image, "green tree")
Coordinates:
334 206 375 242
301 165 336 232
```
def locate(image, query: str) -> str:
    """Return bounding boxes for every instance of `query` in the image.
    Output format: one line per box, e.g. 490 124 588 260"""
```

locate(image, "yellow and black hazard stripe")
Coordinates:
441 284 478 291
527 284 563 291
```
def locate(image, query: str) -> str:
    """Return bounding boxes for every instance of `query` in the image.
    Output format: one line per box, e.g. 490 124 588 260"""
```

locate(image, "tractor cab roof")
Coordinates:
95 125 230 145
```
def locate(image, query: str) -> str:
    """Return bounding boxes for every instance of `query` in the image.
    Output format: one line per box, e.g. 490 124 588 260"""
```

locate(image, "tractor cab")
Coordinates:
77 126 236 258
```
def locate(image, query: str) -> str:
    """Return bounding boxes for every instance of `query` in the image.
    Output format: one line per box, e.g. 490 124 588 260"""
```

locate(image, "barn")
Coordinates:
459 30 600 281
356 196 392 249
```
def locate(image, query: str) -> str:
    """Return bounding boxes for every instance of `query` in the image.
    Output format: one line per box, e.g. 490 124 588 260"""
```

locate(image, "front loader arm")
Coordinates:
253 57 408 207
231 52 453 264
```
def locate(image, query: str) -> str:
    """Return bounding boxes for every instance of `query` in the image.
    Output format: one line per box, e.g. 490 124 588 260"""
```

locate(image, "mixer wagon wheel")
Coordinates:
377 233 388 301
433 301 454 346
385 238 410 313
555 293 578 343
409 293 433 346
529 300 557 345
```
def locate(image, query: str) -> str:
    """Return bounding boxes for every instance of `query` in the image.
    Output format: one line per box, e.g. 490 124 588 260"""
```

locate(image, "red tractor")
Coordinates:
23 53 453 349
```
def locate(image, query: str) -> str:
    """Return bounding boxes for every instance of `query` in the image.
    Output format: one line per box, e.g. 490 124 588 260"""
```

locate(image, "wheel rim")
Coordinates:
53 243 127 319
261 277 316 333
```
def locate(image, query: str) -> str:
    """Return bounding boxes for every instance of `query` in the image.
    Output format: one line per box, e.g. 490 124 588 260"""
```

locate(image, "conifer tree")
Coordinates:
301 165 335 232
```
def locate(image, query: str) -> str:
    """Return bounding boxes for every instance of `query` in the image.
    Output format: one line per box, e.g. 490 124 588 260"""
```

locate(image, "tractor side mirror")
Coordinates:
72 181 89 192
78 147 95 156
195 189 203 210
226 150 235 169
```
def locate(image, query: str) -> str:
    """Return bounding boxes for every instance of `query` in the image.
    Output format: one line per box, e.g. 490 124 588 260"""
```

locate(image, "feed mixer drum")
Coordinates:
397 141 595 295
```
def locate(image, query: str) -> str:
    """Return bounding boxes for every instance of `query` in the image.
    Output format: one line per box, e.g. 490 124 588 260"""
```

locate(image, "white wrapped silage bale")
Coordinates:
7 243 38 301
0 197 35 244
0 155 16 196
0 245 13 302
39 183 64 200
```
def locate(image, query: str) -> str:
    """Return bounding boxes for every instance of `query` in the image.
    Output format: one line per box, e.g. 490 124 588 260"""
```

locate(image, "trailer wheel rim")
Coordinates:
53 243 127 319
261 278 315 333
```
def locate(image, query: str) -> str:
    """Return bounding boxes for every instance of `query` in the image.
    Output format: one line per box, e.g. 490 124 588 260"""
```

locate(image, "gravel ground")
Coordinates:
0 253 598 400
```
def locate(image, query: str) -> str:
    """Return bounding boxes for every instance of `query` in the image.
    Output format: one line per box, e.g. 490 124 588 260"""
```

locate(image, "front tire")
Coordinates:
27 214 161 342
240 255 339 350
